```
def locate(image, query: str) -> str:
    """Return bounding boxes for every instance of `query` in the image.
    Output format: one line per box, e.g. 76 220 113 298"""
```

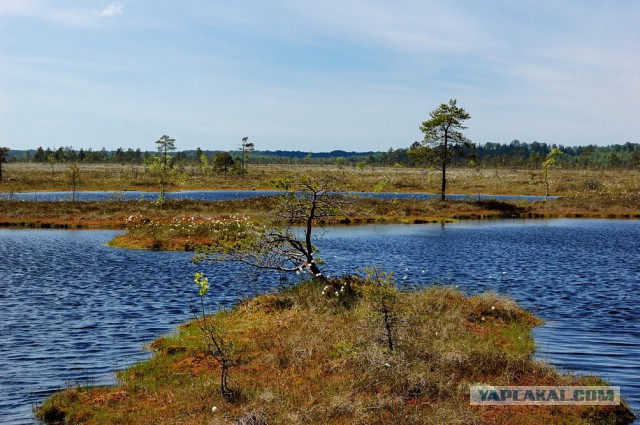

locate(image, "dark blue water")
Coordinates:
0 220 637 423
0 189 555 202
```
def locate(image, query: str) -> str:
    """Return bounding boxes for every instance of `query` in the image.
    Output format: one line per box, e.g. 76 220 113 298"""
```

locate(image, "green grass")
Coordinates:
36 278 635 424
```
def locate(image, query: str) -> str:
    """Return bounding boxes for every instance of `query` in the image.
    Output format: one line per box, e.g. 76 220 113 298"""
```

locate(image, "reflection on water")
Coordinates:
0 219 637 423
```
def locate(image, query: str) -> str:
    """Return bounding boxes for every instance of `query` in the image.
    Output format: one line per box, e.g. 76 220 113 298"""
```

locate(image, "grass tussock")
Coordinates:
36 279 635 424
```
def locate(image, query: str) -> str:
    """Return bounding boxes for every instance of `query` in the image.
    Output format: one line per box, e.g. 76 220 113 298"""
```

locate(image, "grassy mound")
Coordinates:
36 279 634 424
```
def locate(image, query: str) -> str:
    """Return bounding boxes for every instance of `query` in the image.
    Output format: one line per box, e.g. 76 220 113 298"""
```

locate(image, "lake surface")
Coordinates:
0 219 638 423
0 189 555 202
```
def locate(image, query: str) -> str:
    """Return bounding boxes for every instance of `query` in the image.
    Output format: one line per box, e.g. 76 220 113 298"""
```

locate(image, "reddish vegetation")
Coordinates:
36 282 636 424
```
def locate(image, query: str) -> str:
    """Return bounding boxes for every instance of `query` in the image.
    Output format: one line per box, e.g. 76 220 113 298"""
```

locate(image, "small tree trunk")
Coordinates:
308 262 324 279
441 160 446 201
158 178 166 204
440 134 448 201
220 359 232 400
382 304 394 351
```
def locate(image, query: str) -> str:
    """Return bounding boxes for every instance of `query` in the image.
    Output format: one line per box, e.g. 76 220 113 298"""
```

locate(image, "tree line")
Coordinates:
2 140 639 171
3 142 637 169
383 141 639 170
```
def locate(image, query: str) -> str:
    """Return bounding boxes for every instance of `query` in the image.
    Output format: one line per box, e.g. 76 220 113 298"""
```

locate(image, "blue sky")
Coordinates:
1 1 639 152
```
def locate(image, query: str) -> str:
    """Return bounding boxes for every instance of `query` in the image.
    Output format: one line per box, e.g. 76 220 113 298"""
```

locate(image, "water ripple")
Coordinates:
0 219 638 423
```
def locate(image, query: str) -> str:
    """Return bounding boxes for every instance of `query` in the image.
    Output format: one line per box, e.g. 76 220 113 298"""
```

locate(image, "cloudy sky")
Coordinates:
1 1 639 152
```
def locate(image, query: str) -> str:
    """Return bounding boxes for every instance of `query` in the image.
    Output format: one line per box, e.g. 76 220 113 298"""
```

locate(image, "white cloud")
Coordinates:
99 3 123 18
0 0 117 26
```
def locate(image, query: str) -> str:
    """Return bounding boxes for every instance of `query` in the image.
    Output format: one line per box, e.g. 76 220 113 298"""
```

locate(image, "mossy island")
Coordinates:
37 278 635 424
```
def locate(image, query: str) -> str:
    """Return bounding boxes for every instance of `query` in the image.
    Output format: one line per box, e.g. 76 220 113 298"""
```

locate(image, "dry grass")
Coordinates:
1 192 637 249
36 279 635 424
2 162 639 197
1 164 638 236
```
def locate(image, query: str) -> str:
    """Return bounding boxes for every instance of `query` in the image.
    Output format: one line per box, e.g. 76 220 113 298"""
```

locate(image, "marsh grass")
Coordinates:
2 163 639 197
1 193 636 251
1 165 638 234
36 279 634 424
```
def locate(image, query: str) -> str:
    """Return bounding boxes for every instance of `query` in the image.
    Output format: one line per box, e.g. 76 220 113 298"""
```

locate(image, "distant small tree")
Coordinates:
418 99 473 201
145 156 168 203
156 135 176 169
213 151 235 173
607 152 621 169
542 148 563 201
34 147 45 162
174 151 187 164
64 162 81 202
113 147 126 163
99 147 110 163
579 146 594 169
194 147 204 164
238 137 254 178
47 154 56 176
147 135 177 203
0 147 9 181
407 141 431 167
199 153 210 176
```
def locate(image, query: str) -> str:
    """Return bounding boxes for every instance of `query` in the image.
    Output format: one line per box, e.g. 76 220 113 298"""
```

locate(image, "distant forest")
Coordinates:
4 140 640 169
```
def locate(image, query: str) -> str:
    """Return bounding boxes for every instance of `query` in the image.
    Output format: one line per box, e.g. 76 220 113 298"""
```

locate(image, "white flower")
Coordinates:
211 406 218 413
491 306 495 310
335 291 339 296
481 317 485 321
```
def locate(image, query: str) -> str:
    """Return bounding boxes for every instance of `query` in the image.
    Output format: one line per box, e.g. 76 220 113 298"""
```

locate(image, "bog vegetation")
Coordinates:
36 278 635 424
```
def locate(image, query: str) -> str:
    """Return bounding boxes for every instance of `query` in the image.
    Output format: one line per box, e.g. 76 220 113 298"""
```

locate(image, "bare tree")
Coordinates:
64 162 81 202
194 174 349 280
238 137 254 178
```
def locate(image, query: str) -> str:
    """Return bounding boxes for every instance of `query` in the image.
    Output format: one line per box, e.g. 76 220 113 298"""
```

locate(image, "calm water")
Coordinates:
0 189 555 202
0 220 638 423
